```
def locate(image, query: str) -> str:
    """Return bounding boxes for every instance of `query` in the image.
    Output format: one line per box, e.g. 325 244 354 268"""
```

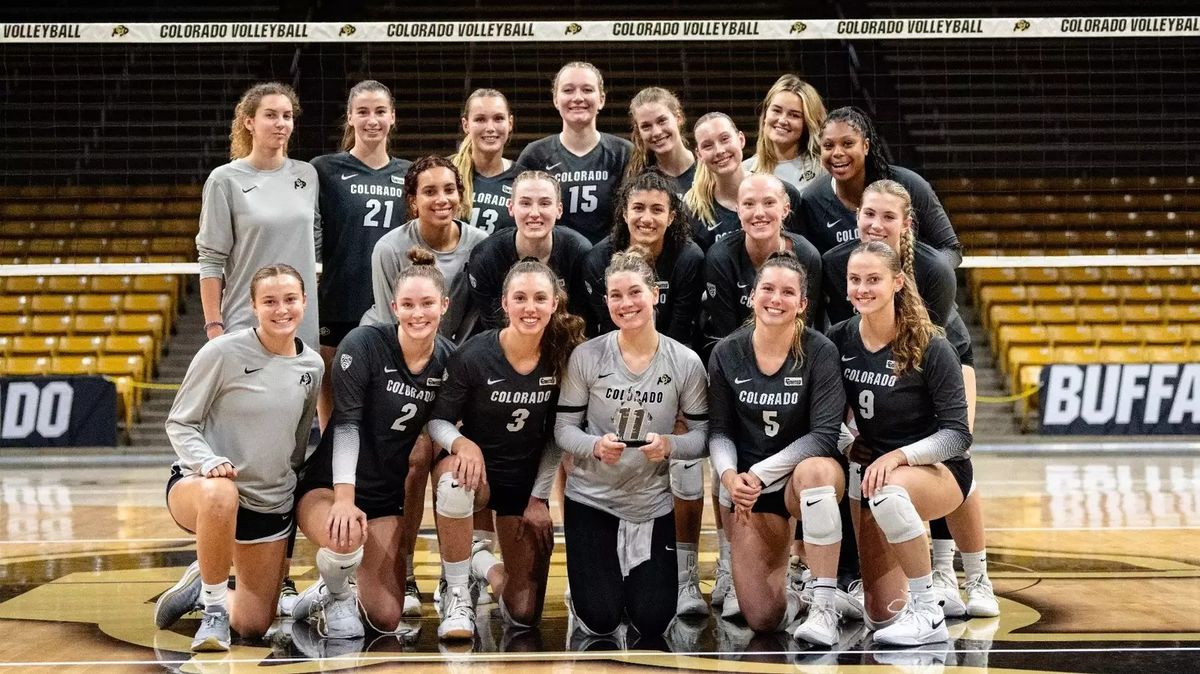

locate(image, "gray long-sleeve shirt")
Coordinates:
196 158 322 347
165 328 323 514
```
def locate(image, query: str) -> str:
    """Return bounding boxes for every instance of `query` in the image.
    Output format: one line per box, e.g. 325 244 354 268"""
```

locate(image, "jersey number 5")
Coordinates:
762 410 779 437
390 403 418 431
857 390 875 420
507 408 530 432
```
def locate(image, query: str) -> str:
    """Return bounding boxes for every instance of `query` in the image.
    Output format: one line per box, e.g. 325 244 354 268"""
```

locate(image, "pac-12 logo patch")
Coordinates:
340 354 353 371
390 174 404 185
427 377 442 387
784 376 803 387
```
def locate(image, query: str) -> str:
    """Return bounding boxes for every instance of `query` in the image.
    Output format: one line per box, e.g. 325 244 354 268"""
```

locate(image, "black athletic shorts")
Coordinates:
435 449 535 517
165 464 294 544
319 321 359 348
944 457 974 501
729 486 791 520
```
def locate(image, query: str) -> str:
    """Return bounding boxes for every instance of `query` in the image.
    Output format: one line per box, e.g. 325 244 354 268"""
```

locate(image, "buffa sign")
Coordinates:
1040 363 1200 435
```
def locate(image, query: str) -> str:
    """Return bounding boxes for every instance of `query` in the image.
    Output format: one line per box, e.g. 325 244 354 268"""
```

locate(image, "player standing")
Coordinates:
742 74 827 192
627 87 697 196
452 88 520 235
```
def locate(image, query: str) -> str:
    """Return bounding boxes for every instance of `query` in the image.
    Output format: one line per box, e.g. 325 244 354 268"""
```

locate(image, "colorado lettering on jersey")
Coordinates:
835 228 856 245
843 367 899 388
474 191 510 208
386 378 436 402
491 390 554 404
555 170 610 184
737 390 801 406
604 387 666 404
350 184 405 198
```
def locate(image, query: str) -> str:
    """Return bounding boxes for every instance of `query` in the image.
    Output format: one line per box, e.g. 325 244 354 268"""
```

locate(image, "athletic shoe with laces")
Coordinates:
290 580 326 623
468 539 495 604
665 616 705 653
289 619 364 661
402 575 422 617
872 597 949 646
319 593 365 639
437 586 476 640
711 566 731 608
964 574 1000 617
835 579 864 621
190 605 231 652
154 560 202 629
793 601 841 646
932 567 967 617
433 576 449 613
720 582 742 619
675 579 709 616
277 576 299 617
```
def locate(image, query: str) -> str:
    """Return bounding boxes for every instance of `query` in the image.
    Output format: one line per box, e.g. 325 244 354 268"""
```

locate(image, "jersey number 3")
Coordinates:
507 408 530 432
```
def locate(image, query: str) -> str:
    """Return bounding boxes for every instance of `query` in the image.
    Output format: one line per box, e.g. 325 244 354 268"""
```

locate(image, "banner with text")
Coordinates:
0 376 117 447
1 17 1198 44
1040 363 1200 435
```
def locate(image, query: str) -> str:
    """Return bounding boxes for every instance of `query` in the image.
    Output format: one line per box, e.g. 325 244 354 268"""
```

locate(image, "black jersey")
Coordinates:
312 152 412 324
466 226 593 330
579 237 705 343
708 326 844 485
467 164 520 235
798 166 962 265
688 180 806 251
703 230 823 343
309 324 453 495
515 133 632 244
430 329 559 486
826 316 970 459
822 238 972 362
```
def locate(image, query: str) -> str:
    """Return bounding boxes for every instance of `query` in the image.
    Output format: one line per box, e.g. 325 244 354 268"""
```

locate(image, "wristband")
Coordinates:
204 321 225 331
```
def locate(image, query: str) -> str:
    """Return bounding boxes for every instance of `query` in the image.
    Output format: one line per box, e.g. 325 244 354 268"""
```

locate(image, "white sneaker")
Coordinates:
469 539 495 605
665 617 705 653
676 579 709 617
792 601 841 646
289 580 326 623
402 575 422 617
437 586 476 641
964 574 1000 617
711 566 731 608
933 567 967 617
835 580 864 622
320 593 365 639
277 576 299 617
720 582 742 619
872 597 949 646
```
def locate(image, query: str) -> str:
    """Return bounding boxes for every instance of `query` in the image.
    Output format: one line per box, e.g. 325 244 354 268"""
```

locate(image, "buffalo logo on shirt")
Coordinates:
300 372 313 387
657 374 672 385
340 354 353 371
294 178 307 190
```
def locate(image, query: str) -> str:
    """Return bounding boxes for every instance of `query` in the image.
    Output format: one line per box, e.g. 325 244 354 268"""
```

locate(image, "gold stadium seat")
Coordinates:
995 324 1048 360
1018 267 1059 284
1100 345 1145 364
51 355 97 375
1122 304 1164 323
0 336 9 356
11 335 57 356
1034 305 1078 324
1059 267 1104 284
132 275 180 302
1025 285 1073 304
1007 346 1054 390
31 294 76 315
1165 305 1200 323
97 354 145 380
104 334 156 366
1053 345 1104 365
4 276 46 294
979 285 1027 306
1076 305 1122 324
57 335 104 356
1166 284 1200 303
1190 345 1200 361
988 304 1036 327
150 237 194 256
45 276 89 294
77 220 118 236
30 314 72 335
1093 324 1142 345
969 267 1017 294
0 295 29 315
76 293 123 314
1119 286 1164 303
1046 324 1094 345
117 313 163 339
1141 325 1186 345
122 294 174 334
1185 324 1200 345
1074 285 1120 303
5 356 50 376
0 315 31 336
73 314 117 335
1145 345 1189 363
1105 266 1147 284
89 276 136 294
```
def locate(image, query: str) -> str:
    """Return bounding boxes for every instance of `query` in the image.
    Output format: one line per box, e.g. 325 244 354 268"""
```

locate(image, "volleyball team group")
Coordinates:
153 61 1000 655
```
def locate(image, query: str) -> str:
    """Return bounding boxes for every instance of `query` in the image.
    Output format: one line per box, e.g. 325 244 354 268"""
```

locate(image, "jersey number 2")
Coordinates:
507 408 530 432
390 403 418 431
857 390 875 420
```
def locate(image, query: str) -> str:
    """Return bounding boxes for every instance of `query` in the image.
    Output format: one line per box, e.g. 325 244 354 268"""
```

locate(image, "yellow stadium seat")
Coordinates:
1072 285 1118 303
979 285 1027 308
1007 345 1055 376
0 239 29 256
121 293 172 316
4 356 50 376
1142 325 1186 345
0 295 29 315
1185 324 1200 346
1189 345 1200 361
57 335 104 356
1105 266 1146 283
77 220 118 236
970 267 1017 294
1053 345 1105 365
1046 324 1094 345
70 238 111 256
1145 266 1188 283
988 304 1036 327
1166 284 1200 303
1034 305 1078 324
31 294 76 315
45 276 89 294
73 314 116 335
4 276 46 294
51 355 97 375
1165 305 1200 323
97 354 145 380
1145 345 1189 363
0 315 31 336
0 335 9 356
1100 345 1145 363
104 334 156 364
1094 324 1142 345
995 324 1048 360
76 294 123 314
30 314 72 335
132 275 180 302
1122 304 1164 323
1026 285 1074 304
117 313 163 339
1017 267 1059 284
11 335 57 356
89 276 135 293
1077 305 1122 324
1120 286 1165 303
1059 267 1104 284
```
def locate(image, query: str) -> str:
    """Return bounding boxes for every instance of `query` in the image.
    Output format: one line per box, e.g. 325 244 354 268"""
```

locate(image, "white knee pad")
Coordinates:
669 459 704 500
848 462 864 501
799 486 842 546
435 471 475 519
868 484 925 544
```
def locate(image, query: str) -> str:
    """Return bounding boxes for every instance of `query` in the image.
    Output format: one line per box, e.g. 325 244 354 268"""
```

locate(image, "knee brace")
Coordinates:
669 459 704 500
799 486 842 546
848 462 864 501
868 484 925 544
434 471 475 519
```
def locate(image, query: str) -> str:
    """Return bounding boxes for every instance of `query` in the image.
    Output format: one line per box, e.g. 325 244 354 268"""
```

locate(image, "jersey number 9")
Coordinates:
857 390 875 420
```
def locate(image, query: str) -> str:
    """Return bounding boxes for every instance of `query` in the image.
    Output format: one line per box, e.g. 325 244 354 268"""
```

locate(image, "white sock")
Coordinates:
932 538 956 574
811 578 836 608
717 530 731 574
676 542 697 584
908 574 935 605
406 553 415 580
961 550 988 579
470 547 501 583
443 558 470 591
201 580 227 611
316 547 363 599
473 529 495 552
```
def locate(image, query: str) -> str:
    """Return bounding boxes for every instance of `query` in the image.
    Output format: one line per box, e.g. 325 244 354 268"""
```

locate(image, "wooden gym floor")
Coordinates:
0 450 1197 673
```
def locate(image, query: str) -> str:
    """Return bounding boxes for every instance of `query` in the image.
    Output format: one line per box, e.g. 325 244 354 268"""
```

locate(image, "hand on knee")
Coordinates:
867 484 924 544
435 471 475 519
799 486 842 546
198 477 239 514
